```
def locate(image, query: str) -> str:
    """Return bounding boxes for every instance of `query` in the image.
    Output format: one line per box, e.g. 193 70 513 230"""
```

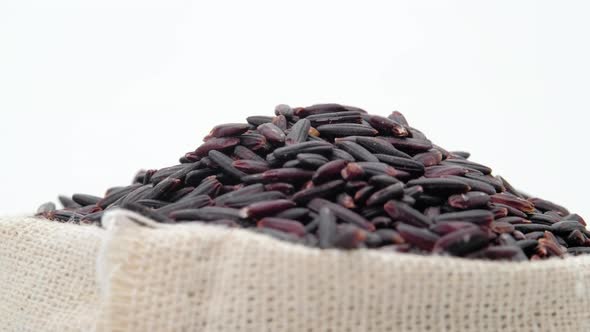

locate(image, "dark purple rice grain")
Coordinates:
528 197 570 216
263 182 295 194
464 173 505 192
36 202 56 214
442 159 492 175
149 165 187 184
442 175 496 195
292 180 345 204
296 153 330 168
156 195 212 215
384 200 432 228
72 194 102 206
406 178 470 196
282 159 302 168
232 159 270 174
471 246 528 261
524 231 546 240
430 221 476 236
239 133 269 152
257 123 286 143
208 150 248 180
363 114 409 137
241 199 296 219
387 111 409 126
317 123 379 137
366 183 404 206
496 216 530 225
182 176 222 198
295 103 349 117
213 183 265 205
447 192 490 209
491 221 515 234
194 137 240 158
379 136 433 153
171 207 243 221
222 191 287 208
206 123 250 139
233 145 266 162
330 148 356 162
285 119 311 145
424 165 469 178
564 213 587 226
490 193 535 214
449 151 470 159
551 220 588 235
374 154 425 174
491 206 509 219
355 137 412 159
305 111 363 127
397 223 439 251
413 150 443 167
163 186 195 202
274 207 310 221
367 174 401 188
333 224 367 249
136 199 168 209
272 115 288 131
246 115 274 126
312 159 348 184
58 195 81 209
274 104 293 118
119 185 153 206
257 217 306 237
308 198 375 231
433 226 488 256
183 169 214 187
144 178 182 200
528 213 560 225
433 210 494 226
335 141 380 162
490 203 528 218
317 207 337 249
273 141 333 160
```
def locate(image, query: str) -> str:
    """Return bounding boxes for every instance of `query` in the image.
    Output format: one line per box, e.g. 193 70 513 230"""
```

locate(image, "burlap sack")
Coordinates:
2 211 590 331
0 217 102 332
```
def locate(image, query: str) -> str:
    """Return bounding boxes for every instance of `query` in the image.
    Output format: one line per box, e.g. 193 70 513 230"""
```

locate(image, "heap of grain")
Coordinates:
37 104 588 260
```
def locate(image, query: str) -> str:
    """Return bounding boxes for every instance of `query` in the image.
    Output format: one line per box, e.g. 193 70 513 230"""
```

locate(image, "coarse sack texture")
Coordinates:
2 211 590 332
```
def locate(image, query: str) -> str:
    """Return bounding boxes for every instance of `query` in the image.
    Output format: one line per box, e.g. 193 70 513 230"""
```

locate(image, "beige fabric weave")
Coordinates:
0 217 103 332
2 212 590 332
98 210 590 332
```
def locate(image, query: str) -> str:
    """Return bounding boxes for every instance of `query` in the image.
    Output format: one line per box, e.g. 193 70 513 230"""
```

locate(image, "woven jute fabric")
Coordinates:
3 212 590 332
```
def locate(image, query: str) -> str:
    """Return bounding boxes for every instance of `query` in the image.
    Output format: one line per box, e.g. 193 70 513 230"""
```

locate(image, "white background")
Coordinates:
0 0 589 218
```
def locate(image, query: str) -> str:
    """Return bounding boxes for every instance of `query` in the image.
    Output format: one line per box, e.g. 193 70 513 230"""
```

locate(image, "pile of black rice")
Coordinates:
37 104 589 261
